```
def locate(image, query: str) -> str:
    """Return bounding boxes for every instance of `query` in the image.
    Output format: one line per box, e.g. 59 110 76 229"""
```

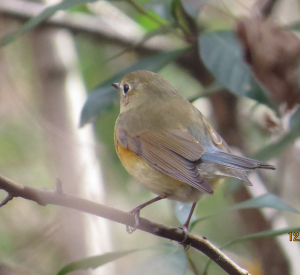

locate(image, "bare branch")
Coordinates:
0 174 250 275
0 0 176 52
253 0 280 18
0 193 13 207
261 0 279 17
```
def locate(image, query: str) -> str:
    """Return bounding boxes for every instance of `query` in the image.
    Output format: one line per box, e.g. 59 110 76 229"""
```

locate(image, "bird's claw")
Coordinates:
179 226 188 243
178 225 191 249
126 209 140 234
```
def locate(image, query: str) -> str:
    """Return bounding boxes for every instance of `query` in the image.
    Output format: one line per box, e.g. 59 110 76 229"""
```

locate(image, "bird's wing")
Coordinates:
202 118 232 153
116 128 213 194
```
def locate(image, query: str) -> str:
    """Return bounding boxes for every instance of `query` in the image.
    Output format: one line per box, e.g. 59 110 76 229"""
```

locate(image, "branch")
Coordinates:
260 0 279 17
254 0 280 18
0 174 250 275
0 0 175 52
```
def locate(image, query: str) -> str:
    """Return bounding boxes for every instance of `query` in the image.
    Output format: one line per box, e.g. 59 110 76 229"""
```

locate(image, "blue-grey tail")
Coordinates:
201 151 275 171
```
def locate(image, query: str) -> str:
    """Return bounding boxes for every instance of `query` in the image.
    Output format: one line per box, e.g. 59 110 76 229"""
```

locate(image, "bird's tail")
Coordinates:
201 151 275 171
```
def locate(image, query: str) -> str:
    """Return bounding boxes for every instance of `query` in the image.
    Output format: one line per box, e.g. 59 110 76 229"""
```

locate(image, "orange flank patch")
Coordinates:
115 139 202 203
116 141 143 171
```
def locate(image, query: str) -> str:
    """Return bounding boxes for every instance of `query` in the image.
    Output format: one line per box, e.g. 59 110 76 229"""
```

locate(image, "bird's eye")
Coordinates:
123 84 130 94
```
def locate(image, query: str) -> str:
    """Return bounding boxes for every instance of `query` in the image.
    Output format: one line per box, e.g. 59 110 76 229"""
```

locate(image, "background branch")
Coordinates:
254 0 280 17
0 174 250 275
0 0 175 52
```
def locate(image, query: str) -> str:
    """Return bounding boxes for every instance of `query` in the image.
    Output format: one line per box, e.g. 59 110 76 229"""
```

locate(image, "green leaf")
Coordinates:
80 85 119 126
125 249 188 275
143 0 174 23
204 227 300 273
0 0 121 47
57 249 138 275
80 48 187 126
191 193 298 230
289 106 300 130
229 194 299 213
222 227 300 249
135 11 168 31
253 107 300 161
252 132 297 161
288 21 300 31
199 31 272 107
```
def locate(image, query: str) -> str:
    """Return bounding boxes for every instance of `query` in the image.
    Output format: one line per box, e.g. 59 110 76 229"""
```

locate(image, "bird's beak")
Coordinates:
111 82 120 89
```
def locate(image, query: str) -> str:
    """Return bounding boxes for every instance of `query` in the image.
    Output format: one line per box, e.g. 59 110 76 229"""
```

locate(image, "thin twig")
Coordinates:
125 0 184 41
0 173 250 275
126 0 167 27
0 194 13 207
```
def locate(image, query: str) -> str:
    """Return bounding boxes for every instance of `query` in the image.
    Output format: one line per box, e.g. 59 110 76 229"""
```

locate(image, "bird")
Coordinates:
112 70 275 234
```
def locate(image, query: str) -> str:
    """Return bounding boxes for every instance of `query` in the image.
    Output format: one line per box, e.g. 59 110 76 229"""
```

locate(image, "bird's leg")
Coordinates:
126 195 167 234
180 202 197 244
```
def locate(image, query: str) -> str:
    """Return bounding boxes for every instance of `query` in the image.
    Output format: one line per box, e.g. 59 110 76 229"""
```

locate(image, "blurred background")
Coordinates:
0 0 300 274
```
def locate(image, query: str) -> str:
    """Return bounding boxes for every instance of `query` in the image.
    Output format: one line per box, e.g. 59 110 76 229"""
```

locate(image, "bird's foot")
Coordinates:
178 224 191 249
126 208 140 234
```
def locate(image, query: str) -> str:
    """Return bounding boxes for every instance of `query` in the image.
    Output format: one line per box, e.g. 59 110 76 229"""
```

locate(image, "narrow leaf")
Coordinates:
191 193 298 230
57 250 137 275
189 213 219 231
125 249 188 275
289 106 300 130
229 194 299 213
252 132 297 161
288 21 300 31
79 85 119 127
80 49 186 126
204 227 300 273
199 31 272 107
222 227 300 249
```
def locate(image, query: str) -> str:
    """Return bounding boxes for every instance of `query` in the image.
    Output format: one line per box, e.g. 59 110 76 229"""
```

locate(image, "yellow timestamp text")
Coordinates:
288 232 299 241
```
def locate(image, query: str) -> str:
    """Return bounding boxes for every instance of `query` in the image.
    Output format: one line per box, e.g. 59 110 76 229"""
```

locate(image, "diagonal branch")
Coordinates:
0 0 175 52
0 174 250 275
253 0 280 17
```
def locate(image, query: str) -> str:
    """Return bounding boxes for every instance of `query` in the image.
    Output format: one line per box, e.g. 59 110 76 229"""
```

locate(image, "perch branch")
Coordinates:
0 174 250 275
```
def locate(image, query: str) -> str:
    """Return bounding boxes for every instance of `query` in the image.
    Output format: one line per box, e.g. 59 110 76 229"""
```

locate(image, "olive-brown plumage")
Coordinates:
112 70 274 232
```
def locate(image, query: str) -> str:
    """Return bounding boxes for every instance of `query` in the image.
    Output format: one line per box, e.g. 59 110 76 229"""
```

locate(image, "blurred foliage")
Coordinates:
189 193 299 230
199 30 275 109
253 107 300 161
124 248 187 275
57 249 139 275
0 0 300 275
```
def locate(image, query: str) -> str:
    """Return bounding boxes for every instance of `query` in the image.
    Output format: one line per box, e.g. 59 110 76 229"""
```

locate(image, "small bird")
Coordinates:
112 70 275 233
